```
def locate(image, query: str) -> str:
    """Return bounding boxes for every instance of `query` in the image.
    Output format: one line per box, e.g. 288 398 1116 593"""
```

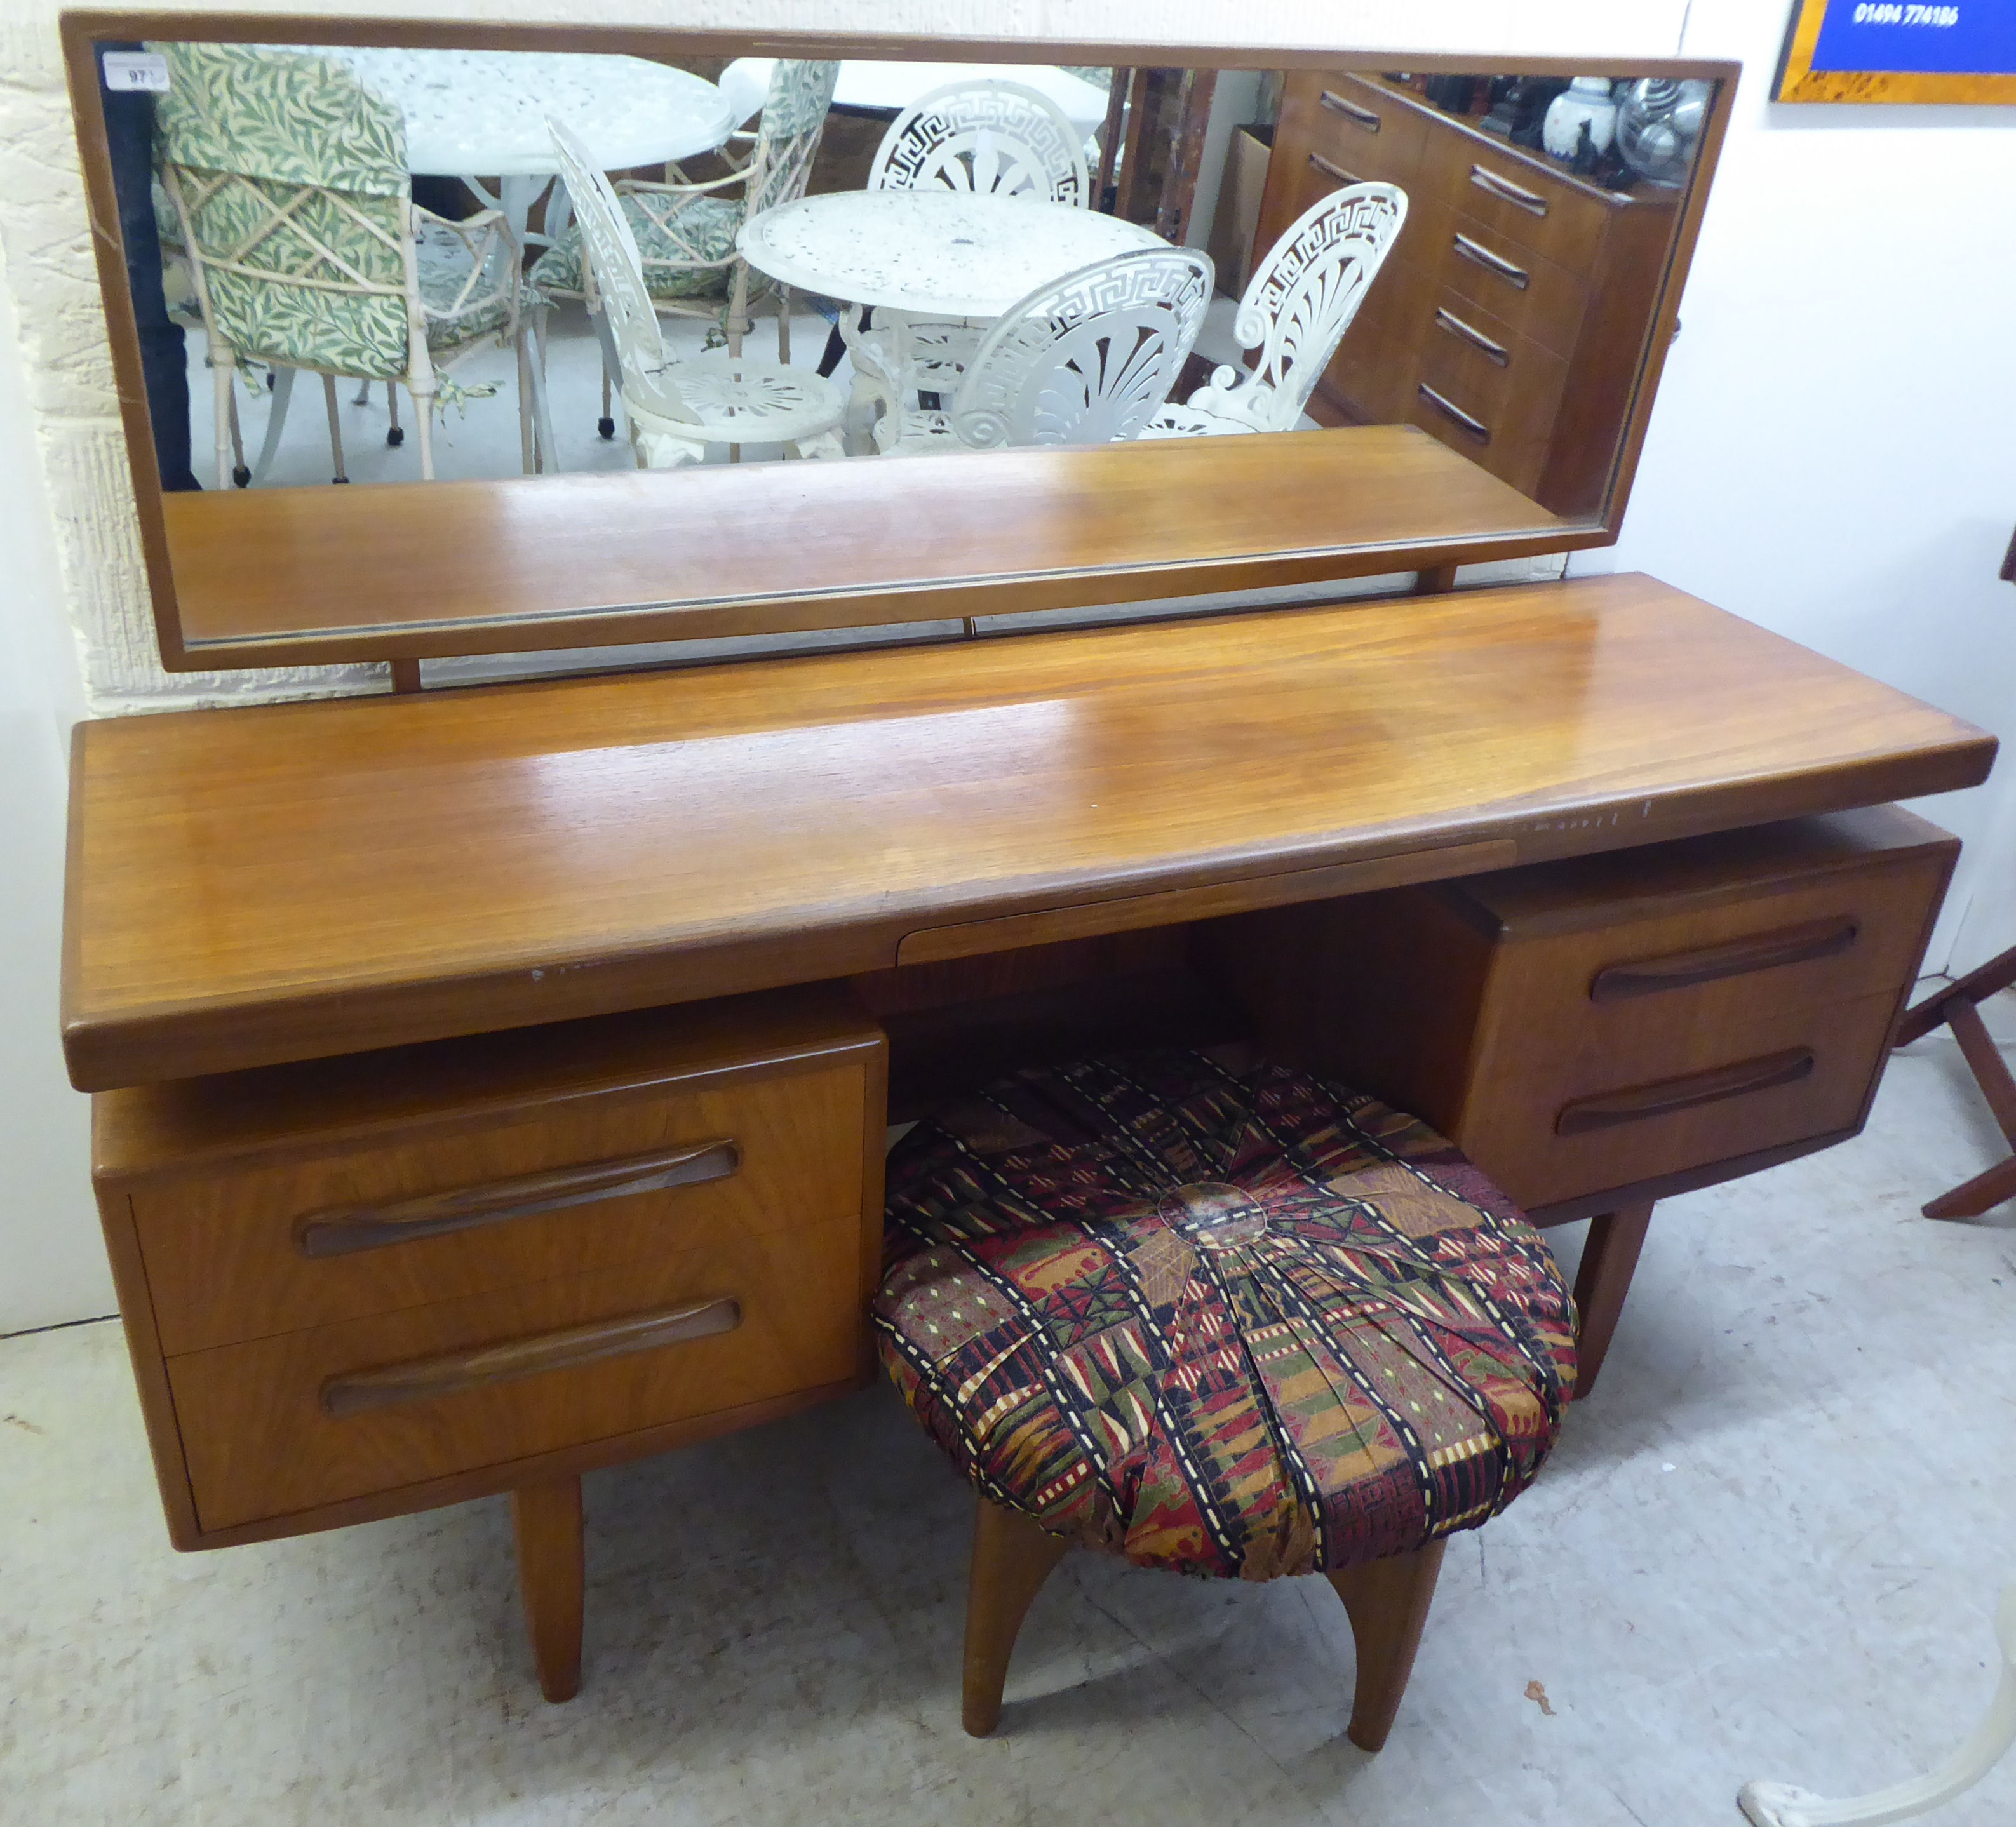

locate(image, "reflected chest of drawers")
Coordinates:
1258 70 1681 517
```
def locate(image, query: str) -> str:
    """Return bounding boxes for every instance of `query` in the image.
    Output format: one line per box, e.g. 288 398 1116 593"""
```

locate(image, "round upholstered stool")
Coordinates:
872 1043 1576 1748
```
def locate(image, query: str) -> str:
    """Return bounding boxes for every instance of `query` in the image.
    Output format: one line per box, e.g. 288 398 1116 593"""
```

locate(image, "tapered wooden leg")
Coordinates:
1326 1537 1447 1752
962 1496 1069 1737
1925 1151 2016 1221
1571 1202 1654 1399
511 1476 584 1703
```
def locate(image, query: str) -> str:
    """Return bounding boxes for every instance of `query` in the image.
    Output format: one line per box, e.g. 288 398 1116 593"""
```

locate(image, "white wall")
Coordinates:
6 0 2012 1328
1581 0 2016 970
0 255 113 1332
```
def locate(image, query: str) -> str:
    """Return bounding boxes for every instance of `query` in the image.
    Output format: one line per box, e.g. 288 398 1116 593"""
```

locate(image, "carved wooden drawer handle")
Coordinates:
319 1297 743 1418
1589 918 1860 1003
1418 383 1491 443
295 1139 741 1259
1555 1049 1816 1137
1433 306 1510 366
1308 151 1364 186
1469 163 1550 217
1452 232 1530 290
1320 89 1381 131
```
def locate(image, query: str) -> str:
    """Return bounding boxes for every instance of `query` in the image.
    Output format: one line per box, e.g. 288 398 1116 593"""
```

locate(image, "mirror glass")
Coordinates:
85 34 1722 660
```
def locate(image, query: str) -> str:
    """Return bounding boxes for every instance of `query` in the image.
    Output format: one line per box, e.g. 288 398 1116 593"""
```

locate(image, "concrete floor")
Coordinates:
6 996 2016 1826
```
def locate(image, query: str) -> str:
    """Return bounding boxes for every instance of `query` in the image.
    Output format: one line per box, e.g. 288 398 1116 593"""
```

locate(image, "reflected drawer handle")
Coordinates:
1320 89 1381 132
296 1139 742 1259
1470 163 1550 217
1556 1049 1815 1137
1433 306 1509 366
1309 151 1363 186
1453 232 1530 290
1418 382 1490 443
319 1297 742 1418
1589 918 1860 1003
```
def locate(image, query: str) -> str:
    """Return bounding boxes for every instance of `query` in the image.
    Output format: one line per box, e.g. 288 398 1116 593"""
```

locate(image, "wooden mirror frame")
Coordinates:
61 12 1737 673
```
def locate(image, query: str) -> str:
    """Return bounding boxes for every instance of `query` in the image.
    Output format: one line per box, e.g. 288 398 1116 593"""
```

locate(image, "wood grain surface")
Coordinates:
1211 805 1959 1212
128 1060 870 1356
170 1214 865 1530
63 575 1994 1090
156 426 1574 666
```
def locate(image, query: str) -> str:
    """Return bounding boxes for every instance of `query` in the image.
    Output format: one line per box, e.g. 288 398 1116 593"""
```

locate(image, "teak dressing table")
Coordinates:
66 577 1992 1697
55 18 1996 1706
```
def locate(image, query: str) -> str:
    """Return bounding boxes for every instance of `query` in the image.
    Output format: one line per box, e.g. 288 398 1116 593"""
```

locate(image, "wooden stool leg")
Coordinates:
1571 1202 1654 1399
1326 1537 1448 1752
1925 1152 2016 1221
511 1475 584 1703
963 1496 1069 1737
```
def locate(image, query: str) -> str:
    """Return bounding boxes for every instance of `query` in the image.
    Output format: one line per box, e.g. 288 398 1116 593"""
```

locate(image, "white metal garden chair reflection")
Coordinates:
547 119 846 471
847 79 1092 439
537 60 839 443
884 246 1212 456
1143 181 1407 438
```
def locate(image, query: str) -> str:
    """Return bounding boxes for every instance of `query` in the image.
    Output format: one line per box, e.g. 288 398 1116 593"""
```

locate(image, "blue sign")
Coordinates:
1810 1 2016 75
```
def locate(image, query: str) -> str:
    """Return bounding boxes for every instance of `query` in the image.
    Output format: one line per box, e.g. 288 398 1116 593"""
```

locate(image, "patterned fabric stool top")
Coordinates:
874 1045 1576 1581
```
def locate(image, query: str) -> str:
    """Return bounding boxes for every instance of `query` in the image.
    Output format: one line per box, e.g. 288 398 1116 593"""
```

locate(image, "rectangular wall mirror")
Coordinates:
62 18 1734 671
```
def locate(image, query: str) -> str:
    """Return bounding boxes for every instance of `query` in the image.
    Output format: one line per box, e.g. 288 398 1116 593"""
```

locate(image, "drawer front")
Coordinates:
1273 126 1439 428
1462 992 1899 1211
1317 252 1436 424
1432 212 1590 361
1259 74 1430 290
1409 310 1569 495
1289 73 1428 190
1417 128 1613 276
1489 853 1949 1051
169 1214 866 1530
137 1059 870 1355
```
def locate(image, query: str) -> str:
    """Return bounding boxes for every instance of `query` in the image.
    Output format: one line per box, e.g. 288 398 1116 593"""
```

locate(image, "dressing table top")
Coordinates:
63 573 1994 1092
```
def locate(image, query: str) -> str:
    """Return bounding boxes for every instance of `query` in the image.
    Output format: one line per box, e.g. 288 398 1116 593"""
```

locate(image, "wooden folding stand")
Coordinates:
1897 946 2016 1218
1893 528 2016 1222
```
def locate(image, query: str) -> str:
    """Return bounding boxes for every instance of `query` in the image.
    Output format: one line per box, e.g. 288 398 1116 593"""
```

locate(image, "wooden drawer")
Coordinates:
1479 850 1951 1050
169 1214 865 1530
1257 73 1428 289
1289 72 1428 190
1318 252 1435 424
133 1057 871 1356
1411 311 1569 495
1431 211 1590 361
1459 991 1900 1210
1417 126 1615 278
1203 806 1959 1218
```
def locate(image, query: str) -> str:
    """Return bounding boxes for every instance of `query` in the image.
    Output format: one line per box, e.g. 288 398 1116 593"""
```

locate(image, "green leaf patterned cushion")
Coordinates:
534 195 743 304
416 257 521 363
151 40 407 195
152 41 412 379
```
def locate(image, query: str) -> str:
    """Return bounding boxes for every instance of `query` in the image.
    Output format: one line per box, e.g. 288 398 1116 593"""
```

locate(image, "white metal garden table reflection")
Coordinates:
720 58 1110 137
737 189 1164 452
264 46 736 244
